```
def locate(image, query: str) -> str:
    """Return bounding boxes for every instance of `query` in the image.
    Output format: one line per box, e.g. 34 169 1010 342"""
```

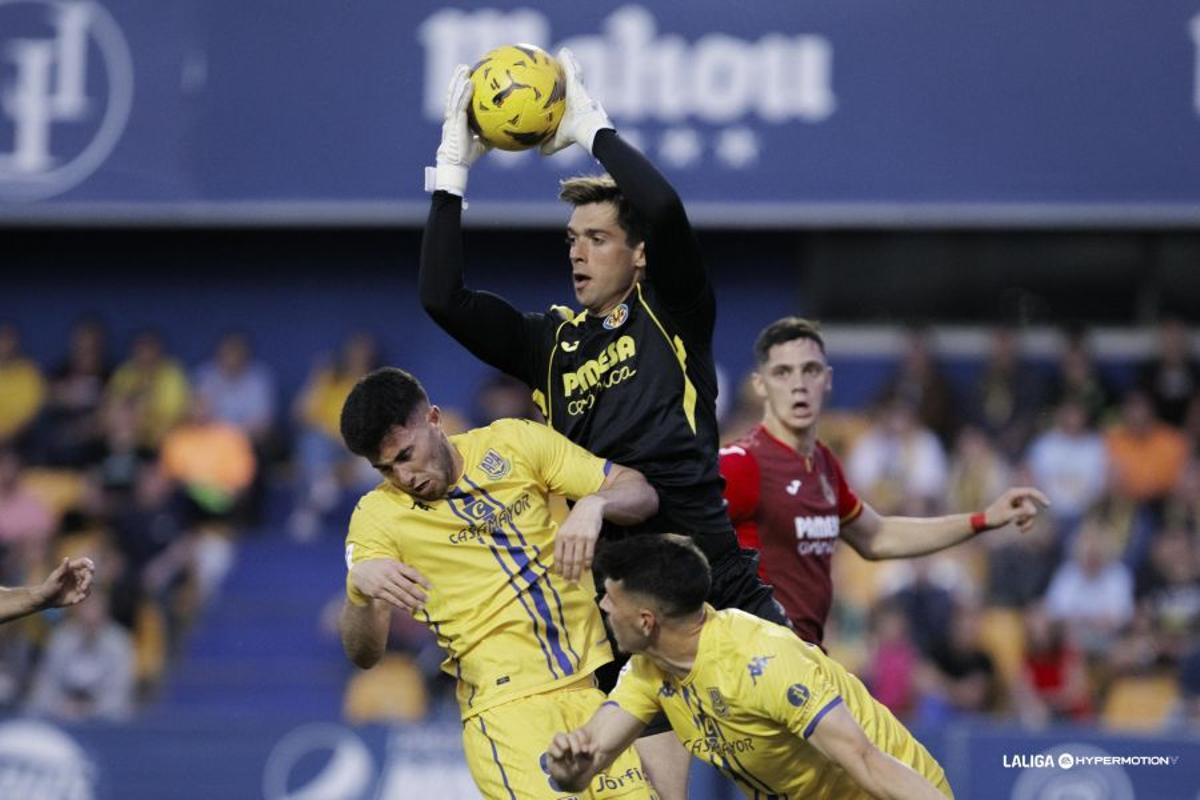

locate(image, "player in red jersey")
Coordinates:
720 317 1049 644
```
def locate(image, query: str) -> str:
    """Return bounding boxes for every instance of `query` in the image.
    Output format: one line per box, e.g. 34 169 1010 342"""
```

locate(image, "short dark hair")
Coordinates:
753 316 825 364
559 174 648 248
340 367 429 460
595 534 710 618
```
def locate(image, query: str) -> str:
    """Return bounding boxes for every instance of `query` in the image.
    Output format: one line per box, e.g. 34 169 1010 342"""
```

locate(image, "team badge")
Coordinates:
479 449 511 480
708 687 730 717
818 473 836 505
603 303 629 330
659 680 677 698
747 654 775 685
787 683 810 708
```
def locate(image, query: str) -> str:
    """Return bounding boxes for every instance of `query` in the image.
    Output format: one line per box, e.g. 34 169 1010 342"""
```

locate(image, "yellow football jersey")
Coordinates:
610 606 951 799
345 418 615 720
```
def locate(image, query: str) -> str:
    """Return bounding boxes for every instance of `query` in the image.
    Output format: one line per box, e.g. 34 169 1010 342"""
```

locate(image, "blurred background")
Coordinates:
3 1 1200 798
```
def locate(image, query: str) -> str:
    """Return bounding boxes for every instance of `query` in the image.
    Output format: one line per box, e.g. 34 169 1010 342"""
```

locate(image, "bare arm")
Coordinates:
546 702 648 792
841 488 1049 561
555 464 659 582
0 557 94 625
338 598 391 669
807 703 946 800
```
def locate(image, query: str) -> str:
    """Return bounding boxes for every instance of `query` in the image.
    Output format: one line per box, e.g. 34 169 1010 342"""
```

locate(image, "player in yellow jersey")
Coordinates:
546 534 954 800
336 367 658 799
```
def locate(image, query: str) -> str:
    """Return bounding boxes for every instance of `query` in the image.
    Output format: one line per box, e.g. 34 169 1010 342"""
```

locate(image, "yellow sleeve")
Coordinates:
343 499 400 607
505 419 609 500
755 638 843 741
608 656 664 725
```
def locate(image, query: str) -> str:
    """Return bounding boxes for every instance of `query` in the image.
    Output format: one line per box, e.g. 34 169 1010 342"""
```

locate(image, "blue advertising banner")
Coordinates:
1 716 1198 799
2 1 1199 226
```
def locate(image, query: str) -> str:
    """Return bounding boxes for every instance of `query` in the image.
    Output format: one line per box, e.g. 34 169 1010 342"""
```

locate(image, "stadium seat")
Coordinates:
1101 673 1179 732
343 653 429 723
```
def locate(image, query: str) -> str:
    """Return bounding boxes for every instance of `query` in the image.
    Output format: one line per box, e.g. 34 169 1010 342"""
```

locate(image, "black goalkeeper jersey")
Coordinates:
420 130 737 561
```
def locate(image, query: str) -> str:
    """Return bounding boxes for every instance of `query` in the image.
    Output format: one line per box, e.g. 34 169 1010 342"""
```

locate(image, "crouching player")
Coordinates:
337 367 657 798
546 535 954 800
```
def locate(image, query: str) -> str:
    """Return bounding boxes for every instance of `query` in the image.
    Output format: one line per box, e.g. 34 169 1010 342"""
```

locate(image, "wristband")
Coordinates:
969 512 988 534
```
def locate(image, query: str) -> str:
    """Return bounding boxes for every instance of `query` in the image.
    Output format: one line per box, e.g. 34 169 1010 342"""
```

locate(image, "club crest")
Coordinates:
479 449 511 480
603 303 629 330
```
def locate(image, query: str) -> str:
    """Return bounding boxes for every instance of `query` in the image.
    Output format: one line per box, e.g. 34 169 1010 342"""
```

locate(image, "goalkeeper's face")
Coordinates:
565 202 646 317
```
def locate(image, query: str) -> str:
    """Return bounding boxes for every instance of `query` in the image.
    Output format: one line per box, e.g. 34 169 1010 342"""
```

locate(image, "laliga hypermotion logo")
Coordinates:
0 0 133 201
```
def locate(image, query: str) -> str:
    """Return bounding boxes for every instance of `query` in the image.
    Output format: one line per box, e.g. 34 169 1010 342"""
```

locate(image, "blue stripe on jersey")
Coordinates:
479 717 517 800
803 695 843 739
463 477 578 675
418 609 473 708
446 493 560 680
465 476 581 668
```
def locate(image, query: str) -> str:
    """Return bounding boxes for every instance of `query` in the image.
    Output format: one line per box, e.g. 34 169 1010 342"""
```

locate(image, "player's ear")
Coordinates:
751 369 767 400
427 404 441 428
632 241 646 270
825 365 834 393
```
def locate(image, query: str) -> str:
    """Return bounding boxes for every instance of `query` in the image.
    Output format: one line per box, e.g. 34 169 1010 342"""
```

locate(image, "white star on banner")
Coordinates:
715 127 760 169
658 128 702 169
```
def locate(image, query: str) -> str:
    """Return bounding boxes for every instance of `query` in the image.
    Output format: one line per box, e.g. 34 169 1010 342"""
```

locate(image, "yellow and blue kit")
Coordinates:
610 606 952 800
345 418 652 799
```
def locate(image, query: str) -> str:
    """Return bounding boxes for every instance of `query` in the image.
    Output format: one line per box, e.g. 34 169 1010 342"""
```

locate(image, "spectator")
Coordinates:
0 322 46 454
1025 399 1109 534
863 604 919 719
470 371 541 426
918 603 999 722
192 332 276 446
984 516 1062 609
880 557 961 658
106 331 190 451
1134 526 1200 666
875 326 958 445
40 317 111 467
0 449 55 583
968 326 1045 459
1106 389 1189 505
1016 604 1092 724
846 397 948 516
1046 327 1114 428
288 333 379 540
946 425 1012 515
1137 317 1199 428
1044 520 1134 656
160 396 257 527
26 591 135 722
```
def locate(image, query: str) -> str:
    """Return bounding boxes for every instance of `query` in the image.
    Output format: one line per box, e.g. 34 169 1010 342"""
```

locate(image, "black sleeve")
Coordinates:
419 191 545 385
592 129 714 326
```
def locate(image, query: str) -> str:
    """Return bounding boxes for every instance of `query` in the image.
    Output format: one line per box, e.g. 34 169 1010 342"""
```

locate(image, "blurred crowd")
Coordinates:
0 318 392 721
2 315 1198 736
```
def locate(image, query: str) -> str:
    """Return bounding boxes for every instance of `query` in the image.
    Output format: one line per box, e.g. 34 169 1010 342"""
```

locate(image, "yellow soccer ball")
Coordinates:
468 44 566 151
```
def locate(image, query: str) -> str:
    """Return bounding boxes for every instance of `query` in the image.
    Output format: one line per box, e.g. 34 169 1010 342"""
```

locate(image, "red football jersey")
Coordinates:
720 424 862 644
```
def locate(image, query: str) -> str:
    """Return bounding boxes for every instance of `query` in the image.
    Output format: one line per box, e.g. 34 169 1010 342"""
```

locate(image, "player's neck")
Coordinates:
646 607 707 679
587 280 639 318
762 413 817 457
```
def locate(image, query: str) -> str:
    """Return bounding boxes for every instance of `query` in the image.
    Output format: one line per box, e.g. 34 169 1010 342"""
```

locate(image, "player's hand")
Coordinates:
540 48 613 156
350 558 432 612
545 730 597 791
432 64 490 196
554 496 604 583
33 557 95 610
984 487 1051 533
